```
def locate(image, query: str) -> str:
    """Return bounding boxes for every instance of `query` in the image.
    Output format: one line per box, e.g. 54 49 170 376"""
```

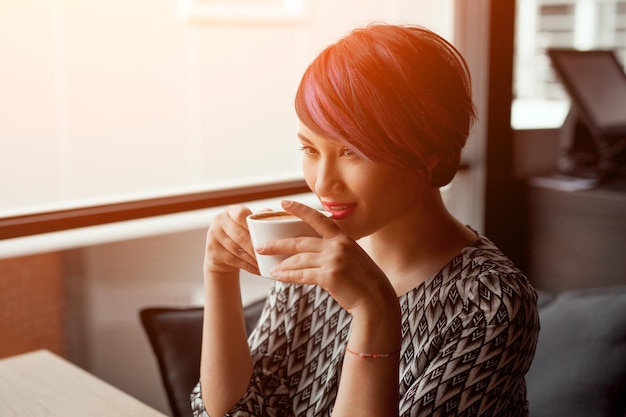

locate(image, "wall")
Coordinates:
0 252 66 359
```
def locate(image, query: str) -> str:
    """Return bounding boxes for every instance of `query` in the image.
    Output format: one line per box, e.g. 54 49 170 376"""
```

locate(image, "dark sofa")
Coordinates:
526 285 626 417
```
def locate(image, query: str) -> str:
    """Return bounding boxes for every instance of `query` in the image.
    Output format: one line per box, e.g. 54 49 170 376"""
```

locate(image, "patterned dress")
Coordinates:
191 235 540 416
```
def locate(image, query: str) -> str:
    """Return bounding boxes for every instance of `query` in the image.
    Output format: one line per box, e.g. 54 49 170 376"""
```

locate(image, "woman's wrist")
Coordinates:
348 291 402 354
203 269 242 302
345 345 400 359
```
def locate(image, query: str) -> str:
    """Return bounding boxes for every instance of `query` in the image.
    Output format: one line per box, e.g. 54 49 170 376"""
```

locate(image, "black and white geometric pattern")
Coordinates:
191 235 540 417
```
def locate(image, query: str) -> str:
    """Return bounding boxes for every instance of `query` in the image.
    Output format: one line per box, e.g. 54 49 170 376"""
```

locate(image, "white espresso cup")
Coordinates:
246 211 320 278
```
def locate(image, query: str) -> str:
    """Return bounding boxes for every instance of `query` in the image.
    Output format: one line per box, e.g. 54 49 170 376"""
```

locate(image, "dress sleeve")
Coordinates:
398 272 539 417
190 282 294 417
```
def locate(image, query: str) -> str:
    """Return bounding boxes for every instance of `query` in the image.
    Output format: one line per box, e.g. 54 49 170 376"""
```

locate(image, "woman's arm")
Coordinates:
199 206 260 417
200 272 253 417
332 286 402 417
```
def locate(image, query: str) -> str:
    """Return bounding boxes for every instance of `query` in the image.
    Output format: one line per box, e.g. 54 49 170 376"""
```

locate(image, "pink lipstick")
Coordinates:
322 202 357 220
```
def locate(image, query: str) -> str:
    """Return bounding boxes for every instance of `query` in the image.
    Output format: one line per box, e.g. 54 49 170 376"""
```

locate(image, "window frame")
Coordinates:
0 179 310 239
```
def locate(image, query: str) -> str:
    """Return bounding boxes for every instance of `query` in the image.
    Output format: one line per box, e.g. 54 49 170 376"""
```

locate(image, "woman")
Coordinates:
192 24 539 417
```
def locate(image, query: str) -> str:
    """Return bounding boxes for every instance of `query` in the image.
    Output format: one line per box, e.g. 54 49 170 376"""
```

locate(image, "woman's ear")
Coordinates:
428 153 459 188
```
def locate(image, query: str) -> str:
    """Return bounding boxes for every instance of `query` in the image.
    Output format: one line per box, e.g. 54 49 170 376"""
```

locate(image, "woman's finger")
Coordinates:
269 266 314 283
280 200 341 239
205 224 259 274
204 205 263 275
222 205 256 258
255 236 321 256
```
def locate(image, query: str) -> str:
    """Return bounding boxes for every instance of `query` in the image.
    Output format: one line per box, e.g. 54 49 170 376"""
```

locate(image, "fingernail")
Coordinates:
281 200 293 208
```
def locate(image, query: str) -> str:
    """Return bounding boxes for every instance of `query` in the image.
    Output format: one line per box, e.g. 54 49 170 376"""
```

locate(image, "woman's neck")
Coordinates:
359 191 477 296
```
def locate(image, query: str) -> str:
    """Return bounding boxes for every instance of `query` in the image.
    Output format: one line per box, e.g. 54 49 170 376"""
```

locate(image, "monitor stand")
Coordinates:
558 107 626 183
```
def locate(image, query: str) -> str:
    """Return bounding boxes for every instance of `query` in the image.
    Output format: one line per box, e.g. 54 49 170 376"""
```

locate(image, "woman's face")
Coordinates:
298 123 427 240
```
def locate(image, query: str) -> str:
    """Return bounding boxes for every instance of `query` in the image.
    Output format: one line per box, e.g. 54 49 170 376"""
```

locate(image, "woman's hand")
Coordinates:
204 205 260 277
255 200 402 417
256 200 396 316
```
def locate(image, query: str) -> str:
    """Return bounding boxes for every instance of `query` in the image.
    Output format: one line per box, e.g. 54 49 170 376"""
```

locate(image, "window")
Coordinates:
512 0 626 129
1 0 459 242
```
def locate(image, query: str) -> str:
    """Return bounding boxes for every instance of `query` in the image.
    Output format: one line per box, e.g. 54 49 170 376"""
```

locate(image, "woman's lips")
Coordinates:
322 202 356 220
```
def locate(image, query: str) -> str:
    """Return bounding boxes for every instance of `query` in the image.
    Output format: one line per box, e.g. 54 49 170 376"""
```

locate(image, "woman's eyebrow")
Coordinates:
297 133 312 143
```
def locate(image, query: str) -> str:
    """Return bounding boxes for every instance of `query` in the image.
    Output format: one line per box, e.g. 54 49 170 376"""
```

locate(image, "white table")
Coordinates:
0 350 167 417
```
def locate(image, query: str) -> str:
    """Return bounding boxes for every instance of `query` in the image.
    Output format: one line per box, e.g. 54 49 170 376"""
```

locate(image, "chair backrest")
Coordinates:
140 299 265 417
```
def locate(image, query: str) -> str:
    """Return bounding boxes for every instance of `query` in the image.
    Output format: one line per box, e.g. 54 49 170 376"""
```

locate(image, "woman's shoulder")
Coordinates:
454 234 538 317
405 234 536 308
462 234 524 276
459 234 533 286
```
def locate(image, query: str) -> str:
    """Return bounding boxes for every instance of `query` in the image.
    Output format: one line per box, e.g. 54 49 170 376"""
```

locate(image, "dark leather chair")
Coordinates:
140 298 265 417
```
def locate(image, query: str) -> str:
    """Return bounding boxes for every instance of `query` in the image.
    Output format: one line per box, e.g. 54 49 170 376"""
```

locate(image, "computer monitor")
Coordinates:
547 49 626 180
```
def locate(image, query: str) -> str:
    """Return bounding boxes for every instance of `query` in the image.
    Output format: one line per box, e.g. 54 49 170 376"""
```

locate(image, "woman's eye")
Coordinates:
299 146 317 155
341 148 356 157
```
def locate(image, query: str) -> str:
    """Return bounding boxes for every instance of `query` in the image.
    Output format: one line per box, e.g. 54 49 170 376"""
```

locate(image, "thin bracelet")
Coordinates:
345 346 400 359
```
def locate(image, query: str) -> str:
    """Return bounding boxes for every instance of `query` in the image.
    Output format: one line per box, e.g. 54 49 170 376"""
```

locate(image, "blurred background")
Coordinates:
1 0 625 415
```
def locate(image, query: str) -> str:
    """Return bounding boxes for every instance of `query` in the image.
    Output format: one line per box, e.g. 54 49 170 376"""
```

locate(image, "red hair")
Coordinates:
295 24 476 187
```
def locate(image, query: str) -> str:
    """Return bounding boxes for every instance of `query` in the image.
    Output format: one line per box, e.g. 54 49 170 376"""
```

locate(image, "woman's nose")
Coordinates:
314 158 343 196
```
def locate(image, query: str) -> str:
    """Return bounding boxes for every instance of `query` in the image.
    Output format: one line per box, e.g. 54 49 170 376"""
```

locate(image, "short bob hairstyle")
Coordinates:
295 24 476 187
